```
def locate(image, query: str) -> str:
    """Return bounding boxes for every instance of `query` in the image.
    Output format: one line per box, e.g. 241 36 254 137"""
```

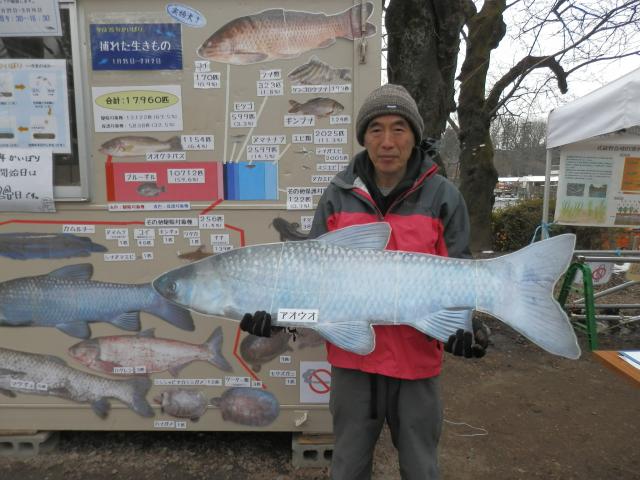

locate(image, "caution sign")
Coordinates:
300 361 331 404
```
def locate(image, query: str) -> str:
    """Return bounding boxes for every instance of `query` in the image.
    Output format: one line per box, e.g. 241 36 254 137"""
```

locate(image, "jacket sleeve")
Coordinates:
441 188 471 259
309 188 335 239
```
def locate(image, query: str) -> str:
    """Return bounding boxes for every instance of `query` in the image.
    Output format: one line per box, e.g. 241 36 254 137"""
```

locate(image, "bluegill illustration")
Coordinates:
211 387 279 426
68 327 232 375
0 346 154 418
288 98 344 118
239 329 292 372
99 136 182 157
154 223 580 359
0 263 194 338
136 182 166 197
288 56 351 85
0 232 107 260
154 389 209 421
197 3 376 65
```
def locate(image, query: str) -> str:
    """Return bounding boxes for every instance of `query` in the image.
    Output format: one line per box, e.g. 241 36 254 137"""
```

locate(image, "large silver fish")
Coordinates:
153 223 580 359
196 3 376 65
0 264 194 338
0 347 154 418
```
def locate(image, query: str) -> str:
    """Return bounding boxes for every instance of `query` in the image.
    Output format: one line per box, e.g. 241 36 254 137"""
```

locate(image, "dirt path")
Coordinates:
2 320 639 480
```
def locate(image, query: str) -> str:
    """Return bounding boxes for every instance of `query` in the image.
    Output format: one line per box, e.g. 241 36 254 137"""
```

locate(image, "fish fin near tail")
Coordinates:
110 312 141 331
91 398 111 419
484 234 581 359
412 309 473 342
288 100 301 112
341 2 376 40
0 389 16 397
127 377 155 417
314 322 375 355
204 326 233 372
149 293 195 331
56 322 91 339
88 238 108 253
168 135 183 151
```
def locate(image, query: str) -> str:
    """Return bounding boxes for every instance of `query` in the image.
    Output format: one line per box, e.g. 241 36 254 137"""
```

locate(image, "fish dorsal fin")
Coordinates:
137 328 155 338
45 354 68 367
315 223 390 250
48 263 93 281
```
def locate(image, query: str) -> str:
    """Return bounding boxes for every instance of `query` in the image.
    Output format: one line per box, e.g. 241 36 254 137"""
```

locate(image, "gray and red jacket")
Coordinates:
309 147 471 380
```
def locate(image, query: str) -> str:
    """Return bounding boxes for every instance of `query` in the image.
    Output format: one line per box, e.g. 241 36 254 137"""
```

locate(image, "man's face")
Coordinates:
363 114 415 186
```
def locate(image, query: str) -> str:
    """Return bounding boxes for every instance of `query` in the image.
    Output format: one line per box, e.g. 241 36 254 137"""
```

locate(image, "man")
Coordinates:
241 84 487 479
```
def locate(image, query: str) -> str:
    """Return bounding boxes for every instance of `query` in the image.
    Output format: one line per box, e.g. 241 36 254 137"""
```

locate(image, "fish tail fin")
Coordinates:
148 290 195 331
204 326 233 372
288 100 301 112
89 239 108 253
482 234 581 359
168 135 183 151
340 2 376 40
127 377 155 417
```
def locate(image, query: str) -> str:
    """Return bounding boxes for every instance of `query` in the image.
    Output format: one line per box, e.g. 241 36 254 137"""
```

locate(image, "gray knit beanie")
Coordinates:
355 84 424 146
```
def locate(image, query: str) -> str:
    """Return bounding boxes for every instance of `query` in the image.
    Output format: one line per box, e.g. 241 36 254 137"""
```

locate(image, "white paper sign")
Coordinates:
0 0 62 36
0 149 54 212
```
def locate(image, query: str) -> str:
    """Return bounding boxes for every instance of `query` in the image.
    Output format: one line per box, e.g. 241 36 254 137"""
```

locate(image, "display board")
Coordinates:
0 0 380 433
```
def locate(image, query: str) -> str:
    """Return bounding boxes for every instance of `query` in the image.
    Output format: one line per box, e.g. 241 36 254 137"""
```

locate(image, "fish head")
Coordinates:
68 339 100 364
197 31 233 62
153 262 228 316
99 138 125 156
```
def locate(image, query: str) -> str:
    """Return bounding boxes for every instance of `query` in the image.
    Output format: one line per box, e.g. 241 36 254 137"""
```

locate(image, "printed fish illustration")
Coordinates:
99 136 182 157
296 328 325 349
68 327 232 375
0 232 107 260
196 3 376 65
153 223 581 359
154 389 209 421
288 55 351 85
0 347 153 418
0 263 194 339
288 98 344 118
211 387 280 426
271 217 309 242
240 330 292 372
177 245 213 262
136 182 166 197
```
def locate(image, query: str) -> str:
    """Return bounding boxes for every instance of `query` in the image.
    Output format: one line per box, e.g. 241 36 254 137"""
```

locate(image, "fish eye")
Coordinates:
167 281 178 294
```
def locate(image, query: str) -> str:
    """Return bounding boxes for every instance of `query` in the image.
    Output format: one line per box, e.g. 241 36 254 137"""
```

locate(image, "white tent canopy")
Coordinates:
546 67 640 149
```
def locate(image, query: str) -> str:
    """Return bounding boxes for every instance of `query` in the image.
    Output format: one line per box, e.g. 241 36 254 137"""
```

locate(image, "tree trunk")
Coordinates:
386 0 467 140
457 0 506 251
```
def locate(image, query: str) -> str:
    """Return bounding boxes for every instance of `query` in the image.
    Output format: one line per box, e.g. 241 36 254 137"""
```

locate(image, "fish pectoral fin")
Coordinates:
317 38 336 49
48 263 93 281
234 51 269 63
56 322 91 339
0 388 16 397
412 309 473 342
316 223 390 250
168 361 192 377
91 398 111 419
137 328 156 338
314 322 375 355
111 312 141 331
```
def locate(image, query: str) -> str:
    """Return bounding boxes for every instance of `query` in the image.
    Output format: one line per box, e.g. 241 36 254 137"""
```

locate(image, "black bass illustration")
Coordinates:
136 182 166 197
197 3 376 65
288 55 351 85
99 136 182 157
0 264 194 338
0 232 107 260
0 347 154 418
211 387 280 426
177 245 214 262
288 98 344 118
154 389 209 421
239 330 292 372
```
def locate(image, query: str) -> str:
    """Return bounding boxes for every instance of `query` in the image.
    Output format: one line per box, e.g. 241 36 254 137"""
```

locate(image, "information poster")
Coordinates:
0 148 55 212
0 59 71 153
0 0 61 36
555 139 640 227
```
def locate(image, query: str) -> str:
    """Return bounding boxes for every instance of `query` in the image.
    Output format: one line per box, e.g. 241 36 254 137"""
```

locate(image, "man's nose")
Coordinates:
380 129 394 148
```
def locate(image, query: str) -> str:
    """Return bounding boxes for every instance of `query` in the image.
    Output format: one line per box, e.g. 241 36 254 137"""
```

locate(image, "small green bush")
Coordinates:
491 199 622 251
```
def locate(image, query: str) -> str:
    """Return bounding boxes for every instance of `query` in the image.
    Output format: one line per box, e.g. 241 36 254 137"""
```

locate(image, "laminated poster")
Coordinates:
0 148 55 212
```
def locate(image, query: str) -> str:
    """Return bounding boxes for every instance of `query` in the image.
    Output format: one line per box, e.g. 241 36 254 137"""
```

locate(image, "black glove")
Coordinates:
444 318 489 358
240 311 283 337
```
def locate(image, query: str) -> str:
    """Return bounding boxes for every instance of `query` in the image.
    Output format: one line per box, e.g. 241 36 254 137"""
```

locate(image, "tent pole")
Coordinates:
542 149 552 240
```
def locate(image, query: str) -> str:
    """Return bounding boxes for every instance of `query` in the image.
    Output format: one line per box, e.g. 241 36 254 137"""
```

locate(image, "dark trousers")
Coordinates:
329 366 442 480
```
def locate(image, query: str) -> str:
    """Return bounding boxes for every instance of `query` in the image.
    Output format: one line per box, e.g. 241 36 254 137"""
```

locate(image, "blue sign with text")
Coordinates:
90 23 182 71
